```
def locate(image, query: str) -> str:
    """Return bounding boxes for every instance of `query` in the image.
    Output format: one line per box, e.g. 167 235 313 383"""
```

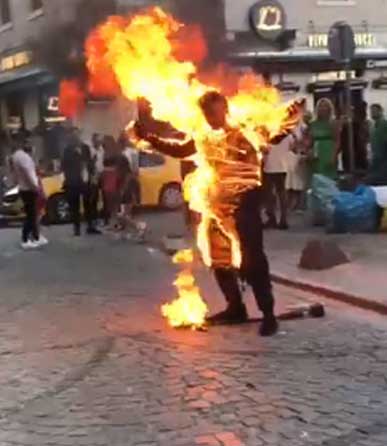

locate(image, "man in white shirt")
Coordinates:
11 138 41 249
263 134 295 229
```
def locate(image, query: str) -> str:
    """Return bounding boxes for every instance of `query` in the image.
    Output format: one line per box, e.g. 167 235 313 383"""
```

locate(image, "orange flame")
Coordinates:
83 7 303 327
58 79 85 118
162 250 208 329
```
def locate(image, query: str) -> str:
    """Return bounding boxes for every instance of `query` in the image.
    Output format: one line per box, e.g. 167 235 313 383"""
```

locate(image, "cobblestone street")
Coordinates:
1 213 387 446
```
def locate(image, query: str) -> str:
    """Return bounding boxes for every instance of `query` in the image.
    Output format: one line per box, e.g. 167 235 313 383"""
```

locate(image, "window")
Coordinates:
139 152 165 168
0 0 11 25
30 0 43 11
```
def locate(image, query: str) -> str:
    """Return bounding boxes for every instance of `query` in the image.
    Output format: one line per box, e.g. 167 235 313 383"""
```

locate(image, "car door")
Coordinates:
139 151 167 205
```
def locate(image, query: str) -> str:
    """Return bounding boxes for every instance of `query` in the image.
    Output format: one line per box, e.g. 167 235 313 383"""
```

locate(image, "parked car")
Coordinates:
1 152 183 224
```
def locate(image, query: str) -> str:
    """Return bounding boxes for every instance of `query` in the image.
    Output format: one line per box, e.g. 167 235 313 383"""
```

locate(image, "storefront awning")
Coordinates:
0 65 55 95
229 47 387 64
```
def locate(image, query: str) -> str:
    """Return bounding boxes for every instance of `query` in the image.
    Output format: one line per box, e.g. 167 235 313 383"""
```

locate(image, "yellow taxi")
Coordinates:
1 151 183 224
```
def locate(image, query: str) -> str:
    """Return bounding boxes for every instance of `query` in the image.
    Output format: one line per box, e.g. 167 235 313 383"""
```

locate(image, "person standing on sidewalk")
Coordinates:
89 133 105 226
309 98 339 179
263 134 294 229
62 131 100 236
11 137 42 249
366 104 387 185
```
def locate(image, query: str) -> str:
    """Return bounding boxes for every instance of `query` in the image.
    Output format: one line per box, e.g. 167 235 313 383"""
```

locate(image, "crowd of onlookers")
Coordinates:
262 99 387 229
10 129 145 250
8 97 387 248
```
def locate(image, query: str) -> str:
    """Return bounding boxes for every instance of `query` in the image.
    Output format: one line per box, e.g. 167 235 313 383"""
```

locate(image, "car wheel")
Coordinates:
159 183 183 211
46 194 71 224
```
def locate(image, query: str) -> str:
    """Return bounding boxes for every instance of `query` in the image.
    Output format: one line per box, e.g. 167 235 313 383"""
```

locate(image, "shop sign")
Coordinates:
366 60 387 69
0 51 32 72
311 71 356 82
250 0 286 41
308 32 375 49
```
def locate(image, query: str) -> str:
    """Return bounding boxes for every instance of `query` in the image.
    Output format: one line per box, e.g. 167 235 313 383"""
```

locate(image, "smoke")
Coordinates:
34 0 117 80
167 0 226 64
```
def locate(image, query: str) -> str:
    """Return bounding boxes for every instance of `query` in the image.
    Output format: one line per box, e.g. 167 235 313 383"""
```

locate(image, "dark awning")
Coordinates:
306 79 368 94
0 66 55 95
228 47 387 65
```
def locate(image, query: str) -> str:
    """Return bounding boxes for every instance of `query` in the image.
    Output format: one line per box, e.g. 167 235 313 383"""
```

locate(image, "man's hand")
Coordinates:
134 121 150 141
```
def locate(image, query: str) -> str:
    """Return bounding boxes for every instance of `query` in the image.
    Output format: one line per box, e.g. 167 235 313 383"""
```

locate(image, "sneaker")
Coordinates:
36 236 49 247
206 304 248 325
21 240 39 250
259 315 279 337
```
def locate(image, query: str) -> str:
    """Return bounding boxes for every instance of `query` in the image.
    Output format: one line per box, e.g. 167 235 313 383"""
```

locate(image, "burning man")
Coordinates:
137 91 303 336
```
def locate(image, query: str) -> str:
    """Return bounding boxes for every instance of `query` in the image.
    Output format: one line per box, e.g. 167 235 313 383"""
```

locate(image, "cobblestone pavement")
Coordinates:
0 213 387 446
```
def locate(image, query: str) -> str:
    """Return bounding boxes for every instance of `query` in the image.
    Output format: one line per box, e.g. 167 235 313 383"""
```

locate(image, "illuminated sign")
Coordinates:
47 96 59 112
311 71 356 82
0 51 32 72
308 33 376 48
250 0 286 41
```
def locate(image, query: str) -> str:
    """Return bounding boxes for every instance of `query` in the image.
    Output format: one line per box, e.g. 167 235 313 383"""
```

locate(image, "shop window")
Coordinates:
0 0 11 25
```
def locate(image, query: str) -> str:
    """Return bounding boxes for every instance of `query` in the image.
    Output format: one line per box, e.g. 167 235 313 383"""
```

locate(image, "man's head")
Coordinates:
371 103 383 121
92 133 102 148
199 91 228 129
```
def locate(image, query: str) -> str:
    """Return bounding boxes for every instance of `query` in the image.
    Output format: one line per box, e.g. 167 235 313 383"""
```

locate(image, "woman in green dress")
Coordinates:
309 98 340 179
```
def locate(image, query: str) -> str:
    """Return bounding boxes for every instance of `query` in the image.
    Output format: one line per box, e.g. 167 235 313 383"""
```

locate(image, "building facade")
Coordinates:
224 0 387 113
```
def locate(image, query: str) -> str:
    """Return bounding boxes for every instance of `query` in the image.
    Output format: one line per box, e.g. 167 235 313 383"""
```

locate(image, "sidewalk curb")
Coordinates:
271 273 387 316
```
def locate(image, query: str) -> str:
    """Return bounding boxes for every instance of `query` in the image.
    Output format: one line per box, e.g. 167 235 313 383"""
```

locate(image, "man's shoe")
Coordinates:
21 240 39 250
259 315 279 337
206 304 248 325
36 235 49 247
74 228 81 237
278 221 289 230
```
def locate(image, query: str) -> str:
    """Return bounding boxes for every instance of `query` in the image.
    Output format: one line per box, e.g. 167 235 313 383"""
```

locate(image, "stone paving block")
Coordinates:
215 432 245 446
188 400 212 410
195 435 221 446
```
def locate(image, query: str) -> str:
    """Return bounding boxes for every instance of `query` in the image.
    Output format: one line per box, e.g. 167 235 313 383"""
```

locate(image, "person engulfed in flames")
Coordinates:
137 91 303 337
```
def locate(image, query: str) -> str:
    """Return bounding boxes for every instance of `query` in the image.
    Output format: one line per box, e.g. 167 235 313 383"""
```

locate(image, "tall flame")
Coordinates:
82 7 302 327
162 250 208 329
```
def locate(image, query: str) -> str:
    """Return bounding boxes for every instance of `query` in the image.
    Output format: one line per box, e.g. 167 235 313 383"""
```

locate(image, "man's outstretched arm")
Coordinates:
269 98 306 145
146 135 196 159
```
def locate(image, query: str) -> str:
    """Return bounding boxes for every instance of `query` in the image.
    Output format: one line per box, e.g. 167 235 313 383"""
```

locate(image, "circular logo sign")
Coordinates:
250 0 286 41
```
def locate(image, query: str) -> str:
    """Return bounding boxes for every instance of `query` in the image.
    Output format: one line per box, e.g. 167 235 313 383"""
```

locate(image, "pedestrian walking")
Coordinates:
115 150 146 241
11 136 43 249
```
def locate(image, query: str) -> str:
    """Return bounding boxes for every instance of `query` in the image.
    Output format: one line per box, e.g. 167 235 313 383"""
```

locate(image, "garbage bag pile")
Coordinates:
307 174 379 233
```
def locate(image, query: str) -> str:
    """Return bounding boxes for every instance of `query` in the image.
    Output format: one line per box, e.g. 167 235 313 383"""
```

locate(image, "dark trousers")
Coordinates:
89 183 99 222
264 172 287 225
20 190 39 243
213 188 274 317
66 184 93 233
